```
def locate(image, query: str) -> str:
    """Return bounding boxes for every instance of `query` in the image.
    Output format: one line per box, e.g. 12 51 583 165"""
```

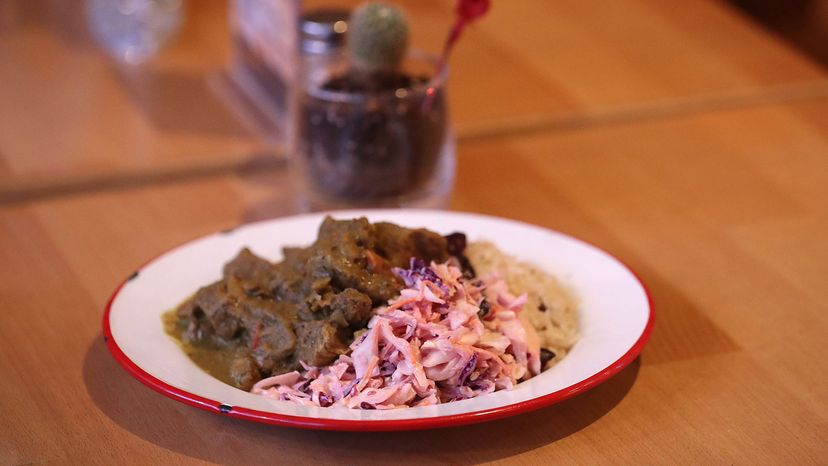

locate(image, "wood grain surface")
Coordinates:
2 96 827 464
3 0 828 201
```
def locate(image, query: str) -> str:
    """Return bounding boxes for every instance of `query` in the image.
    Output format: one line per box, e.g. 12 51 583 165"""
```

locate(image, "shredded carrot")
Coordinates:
356 356 380 391
251 322 262 349
365 250 389 273
386 296 419 312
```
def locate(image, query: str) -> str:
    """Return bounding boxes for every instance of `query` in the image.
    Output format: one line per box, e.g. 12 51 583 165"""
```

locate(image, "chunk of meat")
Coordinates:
179 276 299 376
192 281 245 340
251 316 297 373
317 216 376 250
374 222 450 266
223 248 276 297
293 321 349 367
302 288 373 327
176 297 214 342
331 288 373 327
295 219 401 304
230 356 261 391
306 250 402 304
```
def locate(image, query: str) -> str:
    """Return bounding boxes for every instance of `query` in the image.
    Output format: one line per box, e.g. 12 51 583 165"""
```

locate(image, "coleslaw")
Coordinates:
251 258 542 409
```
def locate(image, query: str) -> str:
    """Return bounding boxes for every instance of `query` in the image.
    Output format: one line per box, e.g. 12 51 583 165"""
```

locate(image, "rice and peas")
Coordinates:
251 240 579 408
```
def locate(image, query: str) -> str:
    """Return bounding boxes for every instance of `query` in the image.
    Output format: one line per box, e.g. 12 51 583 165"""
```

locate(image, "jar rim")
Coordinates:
304 49 448 103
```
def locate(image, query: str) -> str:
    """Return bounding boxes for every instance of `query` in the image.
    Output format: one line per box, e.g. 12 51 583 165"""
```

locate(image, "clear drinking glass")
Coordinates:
86 0 184 65
291 51 455 210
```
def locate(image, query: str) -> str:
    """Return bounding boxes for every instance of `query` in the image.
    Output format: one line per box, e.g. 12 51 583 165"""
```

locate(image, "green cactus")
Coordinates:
348 2 410 73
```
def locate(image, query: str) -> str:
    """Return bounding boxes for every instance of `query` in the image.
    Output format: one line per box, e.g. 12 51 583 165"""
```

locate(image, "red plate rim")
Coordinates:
102 218 655 432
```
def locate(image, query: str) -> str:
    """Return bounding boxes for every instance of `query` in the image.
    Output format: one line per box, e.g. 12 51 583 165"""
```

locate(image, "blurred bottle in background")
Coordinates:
298 7 350 81
227 0 300 142
86 0 184 65
226 1 350 144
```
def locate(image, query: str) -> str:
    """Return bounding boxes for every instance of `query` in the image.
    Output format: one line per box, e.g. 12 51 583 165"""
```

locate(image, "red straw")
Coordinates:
423 0 491 111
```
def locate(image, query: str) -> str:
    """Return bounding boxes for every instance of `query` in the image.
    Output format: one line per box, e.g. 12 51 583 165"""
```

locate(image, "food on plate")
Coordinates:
164 216 579 408
465 241 579 367
165 217 454 391
251 259 541 408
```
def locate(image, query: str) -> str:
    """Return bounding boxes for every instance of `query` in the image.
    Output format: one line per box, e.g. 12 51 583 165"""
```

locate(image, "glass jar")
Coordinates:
291 51 455 210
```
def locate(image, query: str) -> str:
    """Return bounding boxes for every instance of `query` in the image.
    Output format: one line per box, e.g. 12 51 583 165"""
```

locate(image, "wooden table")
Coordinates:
2 1 827 464
3 0 828 202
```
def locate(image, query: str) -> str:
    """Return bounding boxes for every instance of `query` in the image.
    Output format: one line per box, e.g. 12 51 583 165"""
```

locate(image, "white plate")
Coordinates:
104 209 654 431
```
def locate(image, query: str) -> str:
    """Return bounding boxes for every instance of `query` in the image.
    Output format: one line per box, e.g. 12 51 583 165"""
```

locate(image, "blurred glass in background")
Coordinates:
86 0 184 65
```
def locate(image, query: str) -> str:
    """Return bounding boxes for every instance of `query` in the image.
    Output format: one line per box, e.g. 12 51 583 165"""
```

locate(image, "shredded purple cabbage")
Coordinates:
393 257 443 287
458 353 478 386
